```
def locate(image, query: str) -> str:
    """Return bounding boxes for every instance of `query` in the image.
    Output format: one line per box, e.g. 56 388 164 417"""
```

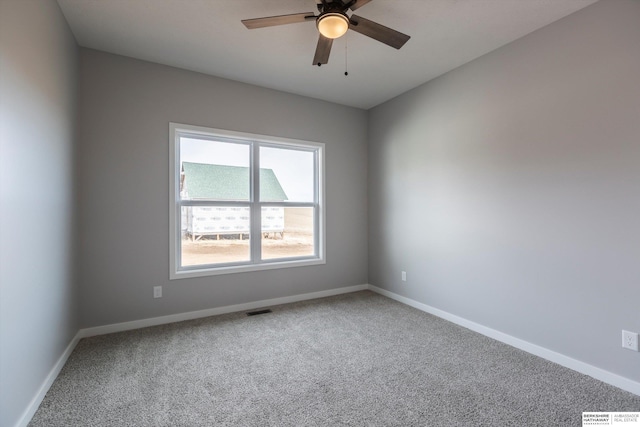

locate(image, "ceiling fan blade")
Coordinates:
348 0 373 11
242 12 315 29
312 35 333 65
349 14 410 49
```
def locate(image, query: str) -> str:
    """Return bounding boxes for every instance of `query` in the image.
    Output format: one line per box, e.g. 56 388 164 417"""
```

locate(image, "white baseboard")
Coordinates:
19 282 637 427
79 284 369 338
367 284 640 396
15 331 83 427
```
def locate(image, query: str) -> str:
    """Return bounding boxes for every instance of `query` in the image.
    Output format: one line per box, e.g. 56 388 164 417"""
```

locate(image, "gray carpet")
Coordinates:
30 291 639 426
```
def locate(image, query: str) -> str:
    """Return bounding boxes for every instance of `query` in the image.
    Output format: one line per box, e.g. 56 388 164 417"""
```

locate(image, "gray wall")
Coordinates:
0 1 78 426
76 49 368 328
368 0 640 383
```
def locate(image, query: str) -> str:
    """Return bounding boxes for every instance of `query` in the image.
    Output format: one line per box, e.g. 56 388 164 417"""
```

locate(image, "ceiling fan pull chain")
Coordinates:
344 33 349 76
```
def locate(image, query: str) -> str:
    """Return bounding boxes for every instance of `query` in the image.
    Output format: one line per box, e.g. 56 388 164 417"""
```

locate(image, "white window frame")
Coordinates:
169 122 326 279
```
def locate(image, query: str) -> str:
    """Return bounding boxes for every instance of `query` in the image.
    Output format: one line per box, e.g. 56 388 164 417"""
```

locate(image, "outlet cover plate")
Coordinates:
622 330 639 351
153 286 162 299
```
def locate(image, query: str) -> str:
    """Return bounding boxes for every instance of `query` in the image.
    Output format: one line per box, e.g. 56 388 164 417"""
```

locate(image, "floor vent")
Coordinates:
246 309 272 316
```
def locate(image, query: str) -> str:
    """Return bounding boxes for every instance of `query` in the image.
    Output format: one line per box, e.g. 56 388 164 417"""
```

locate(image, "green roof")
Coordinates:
181 162 288 201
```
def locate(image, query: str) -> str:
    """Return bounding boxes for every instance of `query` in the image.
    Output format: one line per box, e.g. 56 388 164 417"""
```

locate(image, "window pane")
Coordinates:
180 206 250 266
262 207 314 260
260 146 314 202
180 137 250 201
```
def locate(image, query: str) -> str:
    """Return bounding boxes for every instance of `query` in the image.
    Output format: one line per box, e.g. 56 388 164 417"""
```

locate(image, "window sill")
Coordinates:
170 257 326 280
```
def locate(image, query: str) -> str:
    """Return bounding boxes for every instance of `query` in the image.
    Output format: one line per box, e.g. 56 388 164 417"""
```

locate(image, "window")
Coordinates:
170 123 325 279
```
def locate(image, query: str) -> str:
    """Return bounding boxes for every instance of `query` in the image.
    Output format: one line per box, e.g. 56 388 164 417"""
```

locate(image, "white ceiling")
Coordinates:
57 0 598 109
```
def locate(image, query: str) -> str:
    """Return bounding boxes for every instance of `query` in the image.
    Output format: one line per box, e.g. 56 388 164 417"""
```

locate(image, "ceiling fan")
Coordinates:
241 0 410 66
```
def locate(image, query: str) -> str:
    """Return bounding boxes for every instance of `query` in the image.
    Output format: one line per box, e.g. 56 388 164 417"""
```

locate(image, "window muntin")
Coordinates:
170 123 325 279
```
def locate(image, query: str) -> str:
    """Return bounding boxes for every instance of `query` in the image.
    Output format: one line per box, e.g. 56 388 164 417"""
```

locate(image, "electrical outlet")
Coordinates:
401 271 407 282
622 330 638 351
153 286 162 299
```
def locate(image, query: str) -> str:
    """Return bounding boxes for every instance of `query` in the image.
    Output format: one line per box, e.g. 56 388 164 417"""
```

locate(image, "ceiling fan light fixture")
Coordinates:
317 12 349 39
